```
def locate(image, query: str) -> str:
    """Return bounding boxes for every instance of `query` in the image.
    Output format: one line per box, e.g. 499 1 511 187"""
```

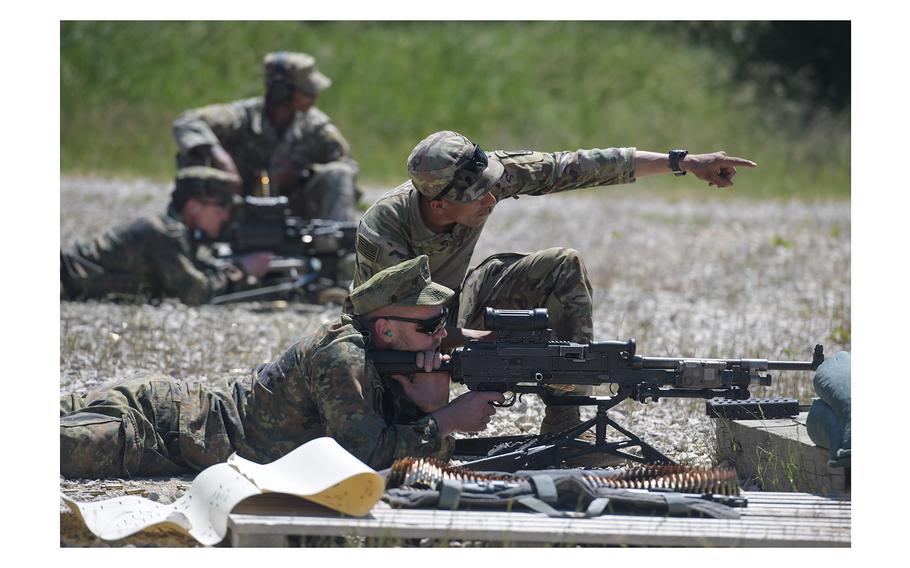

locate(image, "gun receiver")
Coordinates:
369 308 824 471
224 196 357 257
209 196 357 304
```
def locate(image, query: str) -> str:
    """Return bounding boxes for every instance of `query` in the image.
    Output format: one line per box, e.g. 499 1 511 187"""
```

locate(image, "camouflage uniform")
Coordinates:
354 130 636 339
60 167 248 305
60 256 455 477
172 52 360 221
353 131 637 433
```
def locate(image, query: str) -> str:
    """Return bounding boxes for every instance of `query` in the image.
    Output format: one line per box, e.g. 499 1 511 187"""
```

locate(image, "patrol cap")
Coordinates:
172 166 240 207
407 130 504 203
350 255 454 316
263 51 332 95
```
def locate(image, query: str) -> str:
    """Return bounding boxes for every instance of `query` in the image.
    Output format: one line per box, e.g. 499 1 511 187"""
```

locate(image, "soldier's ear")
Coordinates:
428 199 447 215
371 318 389 340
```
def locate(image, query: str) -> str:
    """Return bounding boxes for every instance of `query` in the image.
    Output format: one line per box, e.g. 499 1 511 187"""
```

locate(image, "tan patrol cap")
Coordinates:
172 166 240 206
263 51 332 95
349 255 454 316
407 130 504 203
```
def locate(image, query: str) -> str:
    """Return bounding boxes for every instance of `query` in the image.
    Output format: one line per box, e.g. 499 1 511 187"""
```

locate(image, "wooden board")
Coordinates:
227 490 850 547
714 412 849 495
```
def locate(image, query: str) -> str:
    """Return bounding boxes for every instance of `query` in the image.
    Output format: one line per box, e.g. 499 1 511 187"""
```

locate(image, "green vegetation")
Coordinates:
61 21 850 199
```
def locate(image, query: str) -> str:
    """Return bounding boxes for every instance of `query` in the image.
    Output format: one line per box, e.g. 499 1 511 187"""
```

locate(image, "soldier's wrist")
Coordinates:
430 409 455 437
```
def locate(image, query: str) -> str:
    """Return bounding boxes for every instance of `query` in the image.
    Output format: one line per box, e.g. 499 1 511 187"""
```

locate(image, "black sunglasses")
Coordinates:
376 307 449 335
433 144 489 201
200 198 232 210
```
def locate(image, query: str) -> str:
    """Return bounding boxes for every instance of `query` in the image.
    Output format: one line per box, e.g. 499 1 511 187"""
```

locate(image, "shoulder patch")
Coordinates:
356 233 381 264
493 150 543 166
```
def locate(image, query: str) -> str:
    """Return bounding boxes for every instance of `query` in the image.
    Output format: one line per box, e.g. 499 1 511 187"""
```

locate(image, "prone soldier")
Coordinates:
60 256 504 477
172 51 360 221
352 130 758 436
60 166 272 305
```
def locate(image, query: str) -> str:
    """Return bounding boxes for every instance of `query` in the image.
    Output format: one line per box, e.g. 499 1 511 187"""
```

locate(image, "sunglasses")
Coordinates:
200 198 232 210
433 144 489 201
377 307 449 335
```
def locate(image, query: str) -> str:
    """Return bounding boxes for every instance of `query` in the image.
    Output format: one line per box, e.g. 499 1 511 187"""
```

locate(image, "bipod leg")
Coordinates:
556 403 675 465
459 394 675 470
599 413 674 464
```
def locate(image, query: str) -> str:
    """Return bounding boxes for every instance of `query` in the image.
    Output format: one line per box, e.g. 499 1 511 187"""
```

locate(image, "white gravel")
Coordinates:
59 176 850 545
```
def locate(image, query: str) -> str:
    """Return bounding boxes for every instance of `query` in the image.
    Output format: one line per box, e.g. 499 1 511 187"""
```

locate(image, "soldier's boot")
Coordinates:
539 405 583 436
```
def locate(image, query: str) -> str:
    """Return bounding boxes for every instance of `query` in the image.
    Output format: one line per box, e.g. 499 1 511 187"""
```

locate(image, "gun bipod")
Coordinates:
454 395 674 472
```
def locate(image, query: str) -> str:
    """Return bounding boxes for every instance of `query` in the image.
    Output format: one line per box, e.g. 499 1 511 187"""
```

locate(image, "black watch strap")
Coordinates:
669 149 688 176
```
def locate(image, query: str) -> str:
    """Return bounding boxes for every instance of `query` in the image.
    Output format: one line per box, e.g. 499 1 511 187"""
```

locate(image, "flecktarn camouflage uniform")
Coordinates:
60 256 455 477
59 167 247 305
172 52 360 221
352 131 637 433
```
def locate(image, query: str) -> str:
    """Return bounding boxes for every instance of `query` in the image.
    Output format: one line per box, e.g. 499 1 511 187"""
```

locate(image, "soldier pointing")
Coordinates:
352 130 757 436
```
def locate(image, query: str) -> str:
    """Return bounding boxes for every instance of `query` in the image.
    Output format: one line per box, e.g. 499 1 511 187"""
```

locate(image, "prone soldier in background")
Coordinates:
353 130 758 436
172 51 361 222
60 166 272 305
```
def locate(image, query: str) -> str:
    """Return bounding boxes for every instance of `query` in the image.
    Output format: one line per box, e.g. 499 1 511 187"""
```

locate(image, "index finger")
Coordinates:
483 391 506 403
721 156 758 168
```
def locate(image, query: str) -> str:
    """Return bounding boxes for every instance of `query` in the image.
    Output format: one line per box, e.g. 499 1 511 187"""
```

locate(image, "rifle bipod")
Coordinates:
453 391 674 472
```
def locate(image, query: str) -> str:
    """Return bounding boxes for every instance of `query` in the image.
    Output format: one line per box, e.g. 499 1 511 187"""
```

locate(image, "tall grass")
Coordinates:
61 21 849 199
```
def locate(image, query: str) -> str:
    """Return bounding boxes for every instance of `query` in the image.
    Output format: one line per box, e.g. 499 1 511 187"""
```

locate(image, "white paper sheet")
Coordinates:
61 437 384 545
228 436 385 517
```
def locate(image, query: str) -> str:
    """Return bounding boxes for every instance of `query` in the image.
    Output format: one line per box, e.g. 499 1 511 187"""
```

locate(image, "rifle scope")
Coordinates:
483 308 549 331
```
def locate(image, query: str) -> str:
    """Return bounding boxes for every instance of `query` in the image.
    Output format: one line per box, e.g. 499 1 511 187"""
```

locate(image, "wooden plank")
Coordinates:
230 511 848 547
741 508 851 519
228 494 850 547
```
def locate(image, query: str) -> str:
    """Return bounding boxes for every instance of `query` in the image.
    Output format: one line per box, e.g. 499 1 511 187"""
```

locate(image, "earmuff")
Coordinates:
266 51 294 105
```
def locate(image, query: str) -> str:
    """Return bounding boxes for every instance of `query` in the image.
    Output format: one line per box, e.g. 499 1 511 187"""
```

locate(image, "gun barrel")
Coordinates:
637 344 824 372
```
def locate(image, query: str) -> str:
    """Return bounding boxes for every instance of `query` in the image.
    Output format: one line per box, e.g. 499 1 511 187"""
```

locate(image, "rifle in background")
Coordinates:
210 196 357 305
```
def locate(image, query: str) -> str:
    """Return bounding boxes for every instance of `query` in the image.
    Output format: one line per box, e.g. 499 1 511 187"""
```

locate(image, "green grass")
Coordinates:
61 21 850 199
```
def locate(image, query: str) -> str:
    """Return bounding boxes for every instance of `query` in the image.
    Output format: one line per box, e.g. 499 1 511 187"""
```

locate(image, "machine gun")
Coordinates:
370 308 824 471
208 196 358 305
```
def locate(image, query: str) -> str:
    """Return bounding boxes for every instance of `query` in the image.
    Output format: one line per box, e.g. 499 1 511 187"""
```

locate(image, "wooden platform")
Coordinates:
714 411 849 495
227 490 850 547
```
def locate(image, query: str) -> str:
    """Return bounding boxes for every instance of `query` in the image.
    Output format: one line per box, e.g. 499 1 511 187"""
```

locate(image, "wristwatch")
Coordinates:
668 149 688 176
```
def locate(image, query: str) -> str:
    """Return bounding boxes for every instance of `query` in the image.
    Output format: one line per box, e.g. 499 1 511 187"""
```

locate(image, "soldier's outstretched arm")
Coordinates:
633 150 758 188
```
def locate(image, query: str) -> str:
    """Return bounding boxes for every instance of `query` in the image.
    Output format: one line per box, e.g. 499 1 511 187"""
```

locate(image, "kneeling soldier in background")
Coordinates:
172 51 360 221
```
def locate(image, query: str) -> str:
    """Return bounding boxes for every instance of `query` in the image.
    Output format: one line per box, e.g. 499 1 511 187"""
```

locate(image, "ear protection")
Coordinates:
266 51 294 105
385 330 393 337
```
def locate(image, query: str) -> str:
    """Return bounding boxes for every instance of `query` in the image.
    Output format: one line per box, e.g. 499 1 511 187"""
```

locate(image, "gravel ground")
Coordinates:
59 176 850 546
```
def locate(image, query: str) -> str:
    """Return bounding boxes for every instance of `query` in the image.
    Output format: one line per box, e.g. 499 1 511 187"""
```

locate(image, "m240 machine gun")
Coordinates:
371 308 824 471
209 196 358 305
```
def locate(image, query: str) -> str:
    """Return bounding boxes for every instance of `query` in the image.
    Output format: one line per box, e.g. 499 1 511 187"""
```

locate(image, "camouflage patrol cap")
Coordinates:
350 255 454 316
263 51 332 95
172 166 240 206
407 130 504 203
